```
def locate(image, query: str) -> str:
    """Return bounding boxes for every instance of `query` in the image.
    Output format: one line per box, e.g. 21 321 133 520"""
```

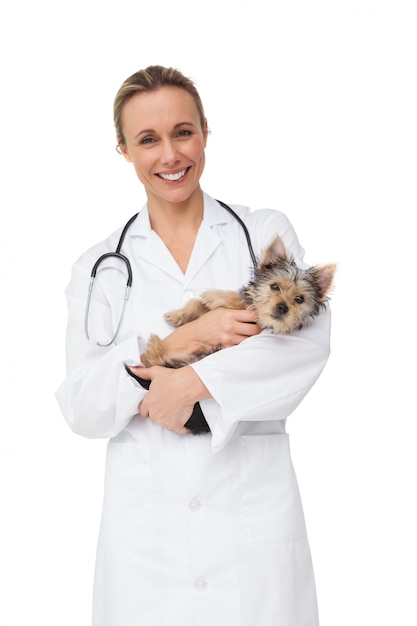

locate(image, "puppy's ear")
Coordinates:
260 235 290 265
311 263 337 301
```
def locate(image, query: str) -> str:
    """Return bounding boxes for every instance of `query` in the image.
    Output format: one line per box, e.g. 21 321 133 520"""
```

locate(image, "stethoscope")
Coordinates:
84 200 257 346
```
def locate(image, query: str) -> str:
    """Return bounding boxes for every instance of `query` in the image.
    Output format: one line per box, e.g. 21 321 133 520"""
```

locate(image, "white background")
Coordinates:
1 1 416 624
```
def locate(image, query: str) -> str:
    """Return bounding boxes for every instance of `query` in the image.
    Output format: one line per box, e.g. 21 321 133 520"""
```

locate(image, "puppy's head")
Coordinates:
242 235 337 334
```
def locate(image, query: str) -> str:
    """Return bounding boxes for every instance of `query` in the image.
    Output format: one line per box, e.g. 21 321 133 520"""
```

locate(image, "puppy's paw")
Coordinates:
164 299 209 327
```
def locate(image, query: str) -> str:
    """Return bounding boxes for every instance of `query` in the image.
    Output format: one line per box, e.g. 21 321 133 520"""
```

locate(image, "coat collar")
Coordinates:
127 193 233 236
126 193 235 284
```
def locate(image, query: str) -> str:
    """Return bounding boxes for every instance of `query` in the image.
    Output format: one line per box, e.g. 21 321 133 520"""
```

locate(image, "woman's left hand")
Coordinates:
130 365 211 434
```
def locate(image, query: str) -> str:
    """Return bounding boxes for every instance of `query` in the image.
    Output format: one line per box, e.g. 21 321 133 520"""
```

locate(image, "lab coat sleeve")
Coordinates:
55 254 147 439
190 207 332 452
191 308 331 452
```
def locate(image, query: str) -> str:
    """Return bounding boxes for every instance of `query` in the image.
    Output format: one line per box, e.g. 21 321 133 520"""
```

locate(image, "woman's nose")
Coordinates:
159 139 179 164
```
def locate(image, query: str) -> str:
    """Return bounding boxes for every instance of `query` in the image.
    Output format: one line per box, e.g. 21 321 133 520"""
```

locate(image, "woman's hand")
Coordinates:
163 307 261 357
130 365 211 434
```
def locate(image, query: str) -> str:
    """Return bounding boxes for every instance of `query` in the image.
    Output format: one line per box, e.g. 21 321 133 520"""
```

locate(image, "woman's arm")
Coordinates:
192 305 331 451
161 306 260 356
133 304 331 450
129 306 260 433
55 254 148 439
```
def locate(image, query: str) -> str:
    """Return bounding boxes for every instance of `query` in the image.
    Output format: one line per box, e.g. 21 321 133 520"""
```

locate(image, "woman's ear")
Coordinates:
117 139 132 162
203 119 209 146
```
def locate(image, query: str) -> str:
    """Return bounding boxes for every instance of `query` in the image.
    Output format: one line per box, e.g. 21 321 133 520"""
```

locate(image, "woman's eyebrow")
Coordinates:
135 128 154 139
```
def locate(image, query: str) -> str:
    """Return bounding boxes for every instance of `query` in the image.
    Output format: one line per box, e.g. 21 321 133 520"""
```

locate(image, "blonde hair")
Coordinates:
114 65 206 148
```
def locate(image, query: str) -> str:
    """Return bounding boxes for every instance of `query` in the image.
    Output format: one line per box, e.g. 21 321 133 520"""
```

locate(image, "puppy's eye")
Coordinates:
295 295 304 304
271 283 281 292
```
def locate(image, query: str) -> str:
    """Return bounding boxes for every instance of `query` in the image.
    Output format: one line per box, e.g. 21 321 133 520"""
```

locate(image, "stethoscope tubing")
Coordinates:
85 201 256 346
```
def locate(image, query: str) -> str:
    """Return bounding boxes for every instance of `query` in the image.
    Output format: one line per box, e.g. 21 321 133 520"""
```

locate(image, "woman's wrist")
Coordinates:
176 366 212 404
162 322 207 357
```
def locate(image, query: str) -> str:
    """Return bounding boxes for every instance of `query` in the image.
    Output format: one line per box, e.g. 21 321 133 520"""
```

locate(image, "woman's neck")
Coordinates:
147 190 204 273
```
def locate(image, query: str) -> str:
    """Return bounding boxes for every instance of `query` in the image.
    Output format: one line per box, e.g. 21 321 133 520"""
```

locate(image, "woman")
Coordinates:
56 65 331 626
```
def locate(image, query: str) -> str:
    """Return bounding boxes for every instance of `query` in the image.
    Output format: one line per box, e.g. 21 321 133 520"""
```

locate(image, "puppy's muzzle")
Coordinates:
273 303 289 318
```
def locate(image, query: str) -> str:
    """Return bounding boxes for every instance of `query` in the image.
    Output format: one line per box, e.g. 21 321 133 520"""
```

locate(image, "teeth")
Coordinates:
159 169 187 181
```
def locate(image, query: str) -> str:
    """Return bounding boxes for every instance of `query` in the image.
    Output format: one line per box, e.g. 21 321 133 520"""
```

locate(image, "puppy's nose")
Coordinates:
274 303 289 318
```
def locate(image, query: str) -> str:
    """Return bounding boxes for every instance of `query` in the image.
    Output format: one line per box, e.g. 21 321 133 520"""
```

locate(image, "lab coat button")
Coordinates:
181 290 195 301
194 577 207 591
189 497 202 512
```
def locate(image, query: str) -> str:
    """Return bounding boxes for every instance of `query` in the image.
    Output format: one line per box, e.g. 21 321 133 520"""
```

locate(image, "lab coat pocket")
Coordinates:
239 434 307 544
100 442 154 551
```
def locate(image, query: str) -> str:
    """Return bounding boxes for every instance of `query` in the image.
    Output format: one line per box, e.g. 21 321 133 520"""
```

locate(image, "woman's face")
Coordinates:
119 87 208 207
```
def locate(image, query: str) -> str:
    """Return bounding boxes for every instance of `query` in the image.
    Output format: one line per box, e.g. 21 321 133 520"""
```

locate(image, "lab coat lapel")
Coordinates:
184 195 231 285
127 208 185 283
141 232 186 282
183 222 221 284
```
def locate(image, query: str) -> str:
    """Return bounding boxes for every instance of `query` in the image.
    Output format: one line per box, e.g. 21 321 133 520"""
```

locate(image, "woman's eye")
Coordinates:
176 129 192 138
295 295 305 304
140 136 155 145
271 283 281 292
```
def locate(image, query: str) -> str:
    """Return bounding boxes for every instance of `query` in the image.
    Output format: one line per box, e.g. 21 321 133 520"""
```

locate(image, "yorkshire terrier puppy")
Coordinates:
141 235 337 369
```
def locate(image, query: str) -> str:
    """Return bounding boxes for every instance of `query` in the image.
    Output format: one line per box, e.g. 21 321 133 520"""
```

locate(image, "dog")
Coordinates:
141 234 337 368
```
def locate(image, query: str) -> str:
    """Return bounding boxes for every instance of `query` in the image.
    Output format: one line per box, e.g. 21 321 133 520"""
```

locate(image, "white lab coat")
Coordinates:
56 193 331 626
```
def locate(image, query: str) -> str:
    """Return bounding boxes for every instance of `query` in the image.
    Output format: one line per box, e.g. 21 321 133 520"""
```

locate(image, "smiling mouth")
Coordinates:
158 167 189 181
